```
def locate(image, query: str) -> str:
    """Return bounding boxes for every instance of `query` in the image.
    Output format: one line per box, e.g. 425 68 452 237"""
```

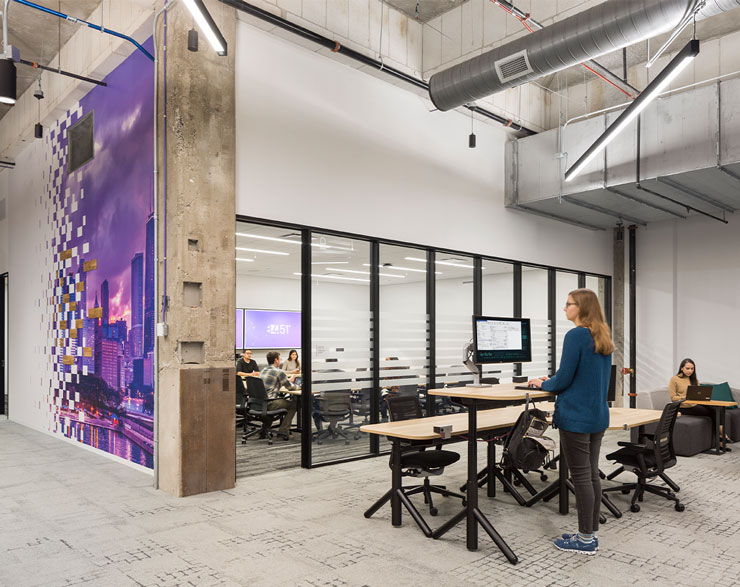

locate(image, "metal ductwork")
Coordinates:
429 0 740 112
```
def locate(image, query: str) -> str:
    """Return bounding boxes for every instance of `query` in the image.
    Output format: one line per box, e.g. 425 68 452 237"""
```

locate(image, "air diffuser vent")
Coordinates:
494 49 533 83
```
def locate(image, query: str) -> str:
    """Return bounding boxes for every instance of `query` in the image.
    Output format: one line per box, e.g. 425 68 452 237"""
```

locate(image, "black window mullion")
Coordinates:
427 250 436 415
548 269 557 376
300 229 312 468
370 241 380 454
513 263 522 377
578 273 586 289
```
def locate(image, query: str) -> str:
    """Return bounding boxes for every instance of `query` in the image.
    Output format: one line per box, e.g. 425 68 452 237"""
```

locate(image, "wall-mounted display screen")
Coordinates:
236 309 244 350
242 309 301 349
473 315 532 364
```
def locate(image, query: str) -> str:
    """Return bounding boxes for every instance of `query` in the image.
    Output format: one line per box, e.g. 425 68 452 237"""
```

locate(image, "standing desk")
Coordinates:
361 402 549 564
682 399 737 454
427 385 552 562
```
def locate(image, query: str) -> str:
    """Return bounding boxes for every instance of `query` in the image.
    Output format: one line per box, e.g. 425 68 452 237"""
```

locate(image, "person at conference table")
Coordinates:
236 349 260 377
528 288 613 556
669 358 717 437
260 351 298 440
282 349 301 374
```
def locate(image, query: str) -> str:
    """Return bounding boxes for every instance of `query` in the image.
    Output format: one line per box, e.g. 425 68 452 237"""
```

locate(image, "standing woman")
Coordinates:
528 288 613 555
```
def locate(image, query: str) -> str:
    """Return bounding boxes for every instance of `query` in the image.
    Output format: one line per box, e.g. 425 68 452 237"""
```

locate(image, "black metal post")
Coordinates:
300 230 312 468
427 250 436 415
548 269 556 376
0 273 5 416
605 276 613 328
577 273 586 289
513 263 522 378
629 226 637 409
370 241 380 454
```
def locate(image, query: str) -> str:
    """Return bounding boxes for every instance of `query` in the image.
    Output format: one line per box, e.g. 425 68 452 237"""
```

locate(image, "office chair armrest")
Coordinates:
637 432 655 442
616 441 648 450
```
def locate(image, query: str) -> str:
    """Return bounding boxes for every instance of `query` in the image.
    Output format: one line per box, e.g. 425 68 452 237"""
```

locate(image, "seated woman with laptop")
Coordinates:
669 358 717 439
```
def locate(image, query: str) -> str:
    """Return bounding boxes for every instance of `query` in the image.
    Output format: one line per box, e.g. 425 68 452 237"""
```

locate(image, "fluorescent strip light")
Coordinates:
332 268 405 278
310 242 354 252
362 263 442 275
565 40 699 183
311 261 349 265
236 232 301 245
293 272 370 283
236 258 254 262
182 0 227 55
235 247 289 256
405 256 474 269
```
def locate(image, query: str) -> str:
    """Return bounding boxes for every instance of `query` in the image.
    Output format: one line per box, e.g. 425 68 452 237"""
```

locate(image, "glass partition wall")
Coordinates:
235 217 611 472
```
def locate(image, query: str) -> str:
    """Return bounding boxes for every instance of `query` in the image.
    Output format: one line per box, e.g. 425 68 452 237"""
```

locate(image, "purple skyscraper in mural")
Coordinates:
101 279 109 326
130 253 144 358
144 213 154 356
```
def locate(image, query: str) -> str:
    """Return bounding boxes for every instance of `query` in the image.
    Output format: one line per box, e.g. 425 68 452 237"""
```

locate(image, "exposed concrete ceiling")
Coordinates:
0 0 100 120
382 0 467 23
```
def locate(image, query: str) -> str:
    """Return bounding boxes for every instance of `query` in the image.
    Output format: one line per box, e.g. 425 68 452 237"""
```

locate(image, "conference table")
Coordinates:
363 384 665 565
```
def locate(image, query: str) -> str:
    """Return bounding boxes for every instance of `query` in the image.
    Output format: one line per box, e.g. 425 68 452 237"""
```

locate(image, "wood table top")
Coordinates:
428 382 553 401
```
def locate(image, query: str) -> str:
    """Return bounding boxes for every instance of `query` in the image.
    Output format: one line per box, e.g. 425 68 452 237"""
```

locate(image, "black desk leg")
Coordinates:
559 442 569 514
487 440 496 498
432 399 517 564
391 439 402 526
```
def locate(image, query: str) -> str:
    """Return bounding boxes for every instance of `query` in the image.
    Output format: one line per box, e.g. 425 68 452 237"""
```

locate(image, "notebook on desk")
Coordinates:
686 385 713 401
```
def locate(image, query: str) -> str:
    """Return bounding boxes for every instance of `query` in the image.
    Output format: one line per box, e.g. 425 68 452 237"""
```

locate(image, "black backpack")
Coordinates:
502 406 553 471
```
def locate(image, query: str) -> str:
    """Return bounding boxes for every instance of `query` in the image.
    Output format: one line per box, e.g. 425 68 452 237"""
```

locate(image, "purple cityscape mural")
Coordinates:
44 42 154 468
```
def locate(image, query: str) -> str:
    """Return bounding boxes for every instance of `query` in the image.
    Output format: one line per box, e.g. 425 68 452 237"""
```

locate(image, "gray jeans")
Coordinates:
559 429 605 534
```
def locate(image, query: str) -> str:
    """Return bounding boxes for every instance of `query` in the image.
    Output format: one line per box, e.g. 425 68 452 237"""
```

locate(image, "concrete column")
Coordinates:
612 227 625 407
156 0 236 497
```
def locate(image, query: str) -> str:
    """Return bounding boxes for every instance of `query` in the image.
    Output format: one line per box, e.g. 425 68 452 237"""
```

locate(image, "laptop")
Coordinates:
686 385 713 402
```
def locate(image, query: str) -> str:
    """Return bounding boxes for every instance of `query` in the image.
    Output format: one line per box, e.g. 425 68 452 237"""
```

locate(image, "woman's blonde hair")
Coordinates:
570 288 614 356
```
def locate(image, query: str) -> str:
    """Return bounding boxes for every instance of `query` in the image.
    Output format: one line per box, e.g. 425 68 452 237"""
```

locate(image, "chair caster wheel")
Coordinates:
630 504 640 513
621 488 631 494
513 479 521 487
241 440 246 445
430 507 438 516
462 499 467 506
675 503 685 512
345 440 350 445
540 474 548 482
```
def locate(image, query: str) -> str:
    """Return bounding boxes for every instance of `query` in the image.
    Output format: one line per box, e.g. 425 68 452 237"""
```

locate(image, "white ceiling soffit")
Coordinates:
506 78 740 229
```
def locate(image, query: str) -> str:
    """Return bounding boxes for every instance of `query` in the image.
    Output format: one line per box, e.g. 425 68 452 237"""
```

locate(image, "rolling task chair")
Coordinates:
243 377 288 445
385 395 464 516
314 390 352 444
603 400 685 512
236 376 248 441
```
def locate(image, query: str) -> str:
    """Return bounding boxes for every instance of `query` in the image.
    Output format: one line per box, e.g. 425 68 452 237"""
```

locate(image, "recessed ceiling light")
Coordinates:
236 247 289 256
236 258 254 262
406 256 473 269
293 272 370 283
236 232 301 245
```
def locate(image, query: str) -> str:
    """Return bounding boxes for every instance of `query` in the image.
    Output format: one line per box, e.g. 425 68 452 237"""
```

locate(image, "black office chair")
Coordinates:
603 400 685 512
243 377 288 445
348 387 372 439
236 376 248 442
386 395 465 516
314 390 352 444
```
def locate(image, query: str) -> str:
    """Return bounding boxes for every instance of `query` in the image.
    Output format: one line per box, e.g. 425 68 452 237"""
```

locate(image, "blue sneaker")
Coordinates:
554 535 598 555
561 533 599 551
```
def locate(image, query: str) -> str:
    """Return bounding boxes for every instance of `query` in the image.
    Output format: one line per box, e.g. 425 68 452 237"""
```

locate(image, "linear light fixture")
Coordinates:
293 272 370 283
332 268 405 279
236 258 254 262
311 261 349 265
0 59 16 105
182 0 227 56
235 247 289 256
565 40 700 183
363 263 442 275
406 256 474 269
236 232 300 245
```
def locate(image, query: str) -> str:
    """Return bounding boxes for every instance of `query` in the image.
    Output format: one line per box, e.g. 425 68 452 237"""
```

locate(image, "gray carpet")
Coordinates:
2 419 740 587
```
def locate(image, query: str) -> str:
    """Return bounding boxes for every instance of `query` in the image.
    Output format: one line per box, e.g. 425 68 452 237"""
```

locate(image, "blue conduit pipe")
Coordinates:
11 0 154 62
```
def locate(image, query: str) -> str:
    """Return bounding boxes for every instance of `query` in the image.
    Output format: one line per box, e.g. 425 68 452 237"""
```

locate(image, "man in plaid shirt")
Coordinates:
260 351 298 439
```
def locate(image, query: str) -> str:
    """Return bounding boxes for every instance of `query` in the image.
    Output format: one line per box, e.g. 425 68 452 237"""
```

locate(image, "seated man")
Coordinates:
260 351 298 440
236 349 260 378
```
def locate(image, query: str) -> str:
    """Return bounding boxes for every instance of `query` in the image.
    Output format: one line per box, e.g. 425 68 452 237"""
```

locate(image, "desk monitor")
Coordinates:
473 316 532 364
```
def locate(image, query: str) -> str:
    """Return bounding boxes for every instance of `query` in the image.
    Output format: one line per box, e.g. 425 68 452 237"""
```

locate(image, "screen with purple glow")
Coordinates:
244 310 301 349
236 309 244 350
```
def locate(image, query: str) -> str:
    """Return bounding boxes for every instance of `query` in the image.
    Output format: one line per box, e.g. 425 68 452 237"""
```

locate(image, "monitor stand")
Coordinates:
466 373 492 388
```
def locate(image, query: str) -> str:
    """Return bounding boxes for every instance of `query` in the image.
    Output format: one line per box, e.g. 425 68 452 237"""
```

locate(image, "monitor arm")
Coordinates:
463 339 483 387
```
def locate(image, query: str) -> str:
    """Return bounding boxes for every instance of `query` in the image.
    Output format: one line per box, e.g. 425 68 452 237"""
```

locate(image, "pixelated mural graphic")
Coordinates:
41 42 155 469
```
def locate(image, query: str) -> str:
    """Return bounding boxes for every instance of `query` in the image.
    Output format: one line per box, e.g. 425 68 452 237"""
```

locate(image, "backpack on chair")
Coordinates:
502 405 555 471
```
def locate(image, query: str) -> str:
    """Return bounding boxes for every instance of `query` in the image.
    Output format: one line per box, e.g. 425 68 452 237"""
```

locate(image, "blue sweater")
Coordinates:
541 326 612 434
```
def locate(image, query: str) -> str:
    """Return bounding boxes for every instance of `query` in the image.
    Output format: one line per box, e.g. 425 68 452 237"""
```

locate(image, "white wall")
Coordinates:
234 22 612 277
636 215 740 391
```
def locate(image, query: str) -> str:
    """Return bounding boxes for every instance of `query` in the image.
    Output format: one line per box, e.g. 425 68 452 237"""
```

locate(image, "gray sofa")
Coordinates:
631 386 740 457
